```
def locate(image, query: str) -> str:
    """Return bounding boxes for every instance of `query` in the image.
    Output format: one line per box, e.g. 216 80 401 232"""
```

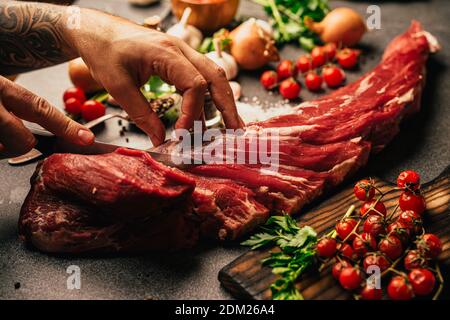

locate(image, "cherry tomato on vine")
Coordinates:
304 72 323 91
387 221 411 244
404 250 428 270
336 218 357 240
63 87 86 104
260 70 278 90
295 55 311 73
408 268 436 296
416 233 442 258
332 260 351 280
311 46 326 67
352 232 377 256
360 285 383 300
399 191 426 215
353 179 375 201
363 214 386 237
337 48 359 69
339 267 363 290
387 276 414 300
81 100 106 122
279 78 301 100
379 234 403 260
64 97 83 115
360 200 387 217
317 237 337 258
276 60 297 80
322 66 345 88
397 170 421 191
398 210 423 234
323 43 337 61
339 243 359 261
363 253 390 272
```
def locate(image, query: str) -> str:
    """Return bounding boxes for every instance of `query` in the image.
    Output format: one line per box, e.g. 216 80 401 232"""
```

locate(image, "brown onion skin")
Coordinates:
68 58 103 93
230 20 279 70
305 7 367 47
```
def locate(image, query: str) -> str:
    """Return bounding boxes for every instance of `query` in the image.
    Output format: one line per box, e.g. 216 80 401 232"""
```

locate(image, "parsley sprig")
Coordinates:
242 216 317 300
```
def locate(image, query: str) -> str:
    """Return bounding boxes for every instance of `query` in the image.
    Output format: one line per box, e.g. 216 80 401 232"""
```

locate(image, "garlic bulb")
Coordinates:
205 39 238 80
166 7 203 50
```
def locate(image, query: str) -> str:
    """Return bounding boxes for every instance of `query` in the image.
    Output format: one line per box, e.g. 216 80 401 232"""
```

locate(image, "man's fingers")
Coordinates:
149 48 207 131
0 103 36 158
176 41 244 129
105 74 165 146
0 78 94 146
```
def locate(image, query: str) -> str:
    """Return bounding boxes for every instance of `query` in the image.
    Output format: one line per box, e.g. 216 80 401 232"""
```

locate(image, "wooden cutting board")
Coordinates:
219 167 450 300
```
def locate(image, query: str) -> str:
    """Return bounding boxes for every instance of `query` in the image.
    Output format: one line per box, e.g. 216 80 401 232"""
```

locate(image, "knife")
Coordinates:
8 120 200 170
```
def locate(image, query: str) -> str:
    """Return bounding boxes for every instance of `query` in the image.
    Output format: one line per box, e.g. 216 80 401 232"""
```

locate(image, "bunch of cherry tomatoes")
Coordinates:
316 170 444 300
260 43 360 100
63 87 106 122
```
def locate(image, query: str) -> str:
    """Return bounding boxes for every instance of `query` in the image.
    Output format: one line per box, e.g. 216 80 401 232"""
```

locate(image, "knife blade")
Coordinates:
10 120 200 169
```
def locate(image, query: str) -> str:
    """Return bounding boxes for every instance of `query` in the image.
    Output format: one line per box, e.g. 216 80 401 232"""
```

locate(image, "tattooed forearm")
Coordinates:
0 1 75 75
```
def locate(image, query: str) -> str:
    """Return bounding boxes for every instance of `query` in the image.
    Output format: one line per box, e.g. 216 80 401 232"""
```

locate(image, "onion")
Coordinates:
68 58 103 93
230 18 279 70
305 7 367 47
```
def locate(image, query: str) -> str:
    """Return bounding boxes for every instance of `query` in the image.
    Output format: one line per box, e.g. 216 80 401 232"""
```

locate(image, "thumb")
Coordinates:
0 77 95 146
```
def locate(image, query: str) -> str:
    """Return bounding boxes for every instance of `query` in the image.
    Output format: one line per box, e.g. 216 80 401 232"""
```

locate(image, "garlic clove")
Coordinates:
229 81 241 101
205 51 238 80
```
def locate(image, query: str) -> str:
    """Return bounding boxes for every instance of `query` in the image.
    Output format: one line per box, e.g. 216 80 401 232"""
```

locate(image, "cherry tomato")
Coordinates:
64 97 82 115
387 276 414 300
279 78 301 100
339 243 359 261
336 218 357 240
260 70 278 90
323 43 337 61
276 60 297 80
399 191 426 215
408 268 436 296
363 214 386 237
363 253 390 272
81 100 106 122
397 170 421 191
416 233 442 258
295 55 311 73
360 285 382 300
311 46 326 67
336 48 359 69
304 72 323 91
379 235 403 260
63 87 86 104
322 66 345 88
398 210 422 234
360 200 387 217
353 179 375 201
404 250 428 270
352 232 377 256
387 221 411 245
332 260 351 280
317 237 337 258
339 267 362 291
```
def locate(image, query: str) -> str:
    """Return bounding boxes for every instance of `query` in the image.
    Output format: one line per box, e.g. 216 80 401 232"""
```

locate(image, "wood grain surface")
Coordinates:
219 167 450 300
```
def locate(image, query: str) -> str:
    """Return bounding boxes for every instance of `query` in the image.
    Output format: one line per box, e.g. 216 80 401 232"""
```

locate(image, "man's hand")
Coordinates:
0 76 94 159
64 9 244 146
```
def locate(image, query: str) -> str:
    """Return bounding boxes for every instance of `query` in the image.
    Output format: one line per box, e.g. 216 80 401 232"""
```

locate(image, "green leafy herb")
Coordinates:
252 0 329 50
242 215 317 300
198 29 232 54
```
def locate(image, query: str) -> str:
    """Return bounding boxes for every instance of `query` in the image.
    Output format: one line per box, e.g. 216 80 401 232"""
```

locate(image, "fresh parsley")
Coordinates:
242 215 318 300
252 0 329 50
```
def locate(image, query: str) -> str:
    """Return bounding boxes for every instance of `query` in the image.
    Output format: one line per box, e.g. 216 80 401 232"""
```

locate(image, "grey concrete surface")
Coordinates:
0 0 449 299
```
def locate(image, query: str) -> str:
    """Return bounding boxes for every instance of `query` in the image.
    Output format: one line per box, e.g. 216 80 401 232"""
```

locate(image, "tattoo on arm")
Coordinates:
0 1 74 75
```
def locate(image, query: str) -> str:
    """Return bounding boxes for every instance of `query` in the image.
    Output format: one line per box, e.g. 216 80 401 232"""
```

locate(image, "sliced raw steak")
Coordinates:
19 22 438 252
19 148 199 253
